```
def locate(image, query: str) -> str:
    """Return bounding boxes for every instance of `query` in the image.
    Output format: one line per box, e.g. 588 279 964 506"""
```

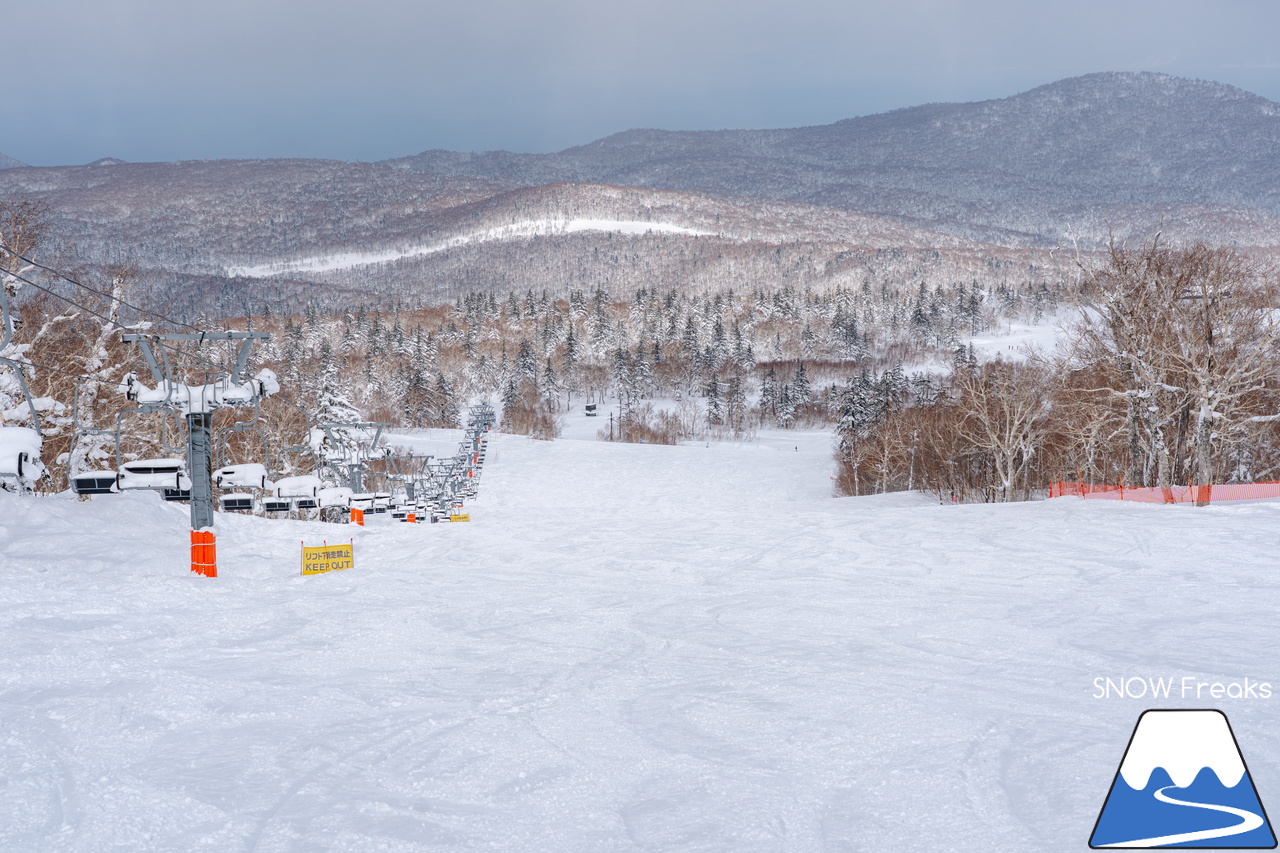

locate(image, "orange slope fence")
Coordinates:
1050 480 1280 504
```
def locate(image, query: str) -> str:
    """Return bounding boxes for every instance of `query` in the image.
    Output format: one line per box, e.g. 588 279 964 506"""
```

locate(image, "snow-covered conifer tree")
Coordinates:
705 374 724 426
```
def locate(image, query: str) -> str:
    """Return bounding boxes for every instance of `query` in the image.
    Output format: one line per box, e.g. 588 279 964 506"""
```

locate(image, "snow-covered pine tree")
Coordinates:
792 362 812 407
632 340 653 399
515 338 538 386
758 367 778 420
314 362 361 426
726 373 747 432
776 383 796 428
542 357 560 408
435 373 460 428
705 374 724 426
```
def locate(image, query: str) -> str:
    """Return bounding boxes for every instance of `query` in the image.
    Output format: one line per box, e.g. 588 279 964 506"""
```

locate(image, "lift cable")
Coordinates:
0 242 202 332
1 267 242 376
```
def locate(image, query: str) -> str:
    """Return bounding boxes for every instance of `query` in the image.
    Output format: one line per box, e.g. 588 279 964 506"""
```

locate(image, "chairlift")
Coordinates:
214 400 272 474
0 426 46 493
274 474 320 498
585 403 598 417
214 463 271 490
114 406 187 472
318 486 354 508
66 379 126 496
70 472 118 495
219 494 255 512
263 498 291 513
118 457 190 492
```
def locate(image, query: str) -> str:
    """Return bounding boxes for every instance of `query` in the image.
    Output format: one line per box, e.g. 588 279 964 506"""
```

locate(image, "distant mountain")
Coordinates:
388 73 1280 243
0 160 1063 316
2 72 1278 317
0 152 27 170
87 157 127 167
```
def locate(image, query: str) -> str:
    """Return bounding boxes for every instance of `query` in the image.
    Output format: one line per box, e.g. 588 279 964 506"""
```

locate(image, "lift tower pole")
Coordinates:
122 331 273 576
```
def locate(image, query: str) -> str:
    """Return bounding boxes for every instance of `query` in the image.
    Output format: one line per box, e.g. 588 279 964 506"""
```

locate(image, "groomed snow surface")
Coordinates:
3 427 1280 851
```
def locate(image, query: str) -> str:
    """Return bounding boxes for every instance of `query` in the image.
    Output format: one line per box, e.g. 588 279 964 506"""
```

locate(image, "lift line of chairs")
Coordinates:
66 403 497 524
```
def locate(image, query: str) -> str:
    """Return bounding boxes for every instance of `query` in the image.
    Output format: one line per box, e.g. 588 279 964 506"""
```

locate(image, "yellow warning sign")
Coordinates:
301 543 354 575
448 514 471 522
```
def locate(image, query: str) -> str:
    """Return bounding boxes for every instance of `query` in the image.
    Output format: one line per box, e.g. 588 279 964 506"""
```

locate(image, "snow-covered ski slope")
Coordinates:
225 219 712 278
3 428 1280 851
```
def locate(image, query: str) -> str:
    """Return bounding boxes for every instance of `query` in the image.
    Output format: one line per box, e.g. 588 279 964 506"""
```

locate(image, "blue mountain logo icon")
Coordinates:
1091 709 1276 848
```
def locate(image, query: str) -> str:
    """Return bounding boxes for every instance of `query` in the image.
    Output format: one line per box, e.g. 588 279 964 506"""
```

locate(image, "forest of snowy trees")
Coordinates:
6 193 1280 504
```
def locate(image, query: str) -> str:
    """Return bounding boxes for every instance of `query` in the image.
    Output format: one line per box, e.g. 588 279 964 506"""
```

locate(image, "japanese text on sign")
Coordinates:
301 543 354 575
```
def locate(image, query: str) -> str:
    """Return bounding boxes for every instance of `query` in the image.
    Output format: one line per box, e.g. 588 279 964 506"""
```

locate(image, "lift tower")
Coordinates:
121 331 275 576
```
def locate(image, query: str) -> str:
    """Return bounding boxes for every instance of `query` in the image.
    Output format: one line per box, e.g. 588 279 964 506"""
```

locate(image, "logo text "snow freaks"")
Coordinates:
1093 676 1272 700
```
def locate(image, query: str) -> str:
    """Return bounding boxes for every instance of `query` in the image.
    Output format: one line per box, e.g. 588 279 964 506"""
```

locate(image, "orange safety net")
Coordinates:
1050 481 1280 504
190 529 217 577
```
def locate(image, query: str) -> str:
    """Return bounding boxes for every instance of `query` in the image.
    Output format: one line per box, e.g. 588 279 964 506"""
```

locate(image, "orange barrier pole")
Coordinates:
350 508 365 526
190 529 217 577
406 512 416 523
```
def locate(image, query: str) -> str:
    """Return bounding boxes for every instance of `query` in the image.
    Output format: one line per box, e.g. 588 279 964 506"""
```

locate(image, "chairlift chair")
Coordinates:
71 471 119 495
118 458 191 492
318 486 354 508
214 463 271 490
0 426 46 494
219 494 255 512
114 407 187 473
262 498 292 513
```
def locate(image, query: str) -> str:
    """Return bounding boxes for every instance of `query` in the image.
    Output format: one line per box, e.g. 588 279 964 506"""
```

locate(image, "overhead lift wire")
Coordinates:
1 267 245 378
0 242 202 333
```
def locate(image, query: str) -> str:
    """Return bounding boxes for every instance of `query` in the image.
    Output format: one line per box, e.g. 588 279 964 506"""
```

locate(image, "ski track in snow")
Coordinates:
225 219 715 277
3 427 1280 851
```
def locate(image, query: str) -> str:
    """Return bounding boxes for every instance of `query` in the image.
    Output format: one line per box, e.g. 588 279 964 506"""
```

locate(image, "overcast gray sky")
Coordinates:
5 0 1279 166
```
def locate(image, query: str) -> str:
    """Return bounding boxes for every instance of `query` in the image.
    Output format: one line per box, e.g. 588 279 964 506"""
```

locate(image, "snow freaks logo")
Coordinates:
1094 677 1273 700
1089 710 1276 848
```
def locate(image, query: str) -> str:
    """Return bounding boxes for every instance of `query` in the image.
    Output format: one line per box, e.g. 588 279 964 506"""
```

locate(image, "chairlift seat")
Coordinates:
162 488 191 502
273 474 321 499
318 486 354 508
72 472 118 495
220 494 255 512
118 458 189 491
263 499 291 513
293 497 319 510
215 463 270 489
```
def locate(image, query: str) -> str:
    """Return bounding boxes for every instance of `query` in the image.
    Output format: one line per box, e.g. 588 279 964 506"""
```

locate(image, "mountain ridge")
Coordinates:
2 72 1278 316
386 72 1280 240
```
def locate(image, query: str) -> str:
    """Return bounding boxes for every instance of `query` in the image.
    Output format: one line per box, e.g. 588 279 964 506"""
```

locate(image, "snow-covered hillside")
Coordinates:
3 428 1279 851
226 219 714 278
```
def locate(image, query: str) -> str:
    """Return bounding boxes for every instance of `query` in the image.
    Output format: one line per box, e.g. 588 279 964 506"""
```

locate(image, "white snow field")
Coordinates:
4 428 1280 852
